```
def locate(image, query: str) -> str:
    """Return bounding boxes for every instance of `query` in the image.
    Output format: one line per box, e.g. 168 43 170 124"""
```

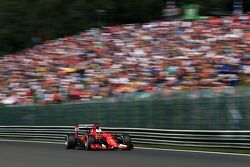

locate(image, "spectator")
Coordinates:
1 15 250 105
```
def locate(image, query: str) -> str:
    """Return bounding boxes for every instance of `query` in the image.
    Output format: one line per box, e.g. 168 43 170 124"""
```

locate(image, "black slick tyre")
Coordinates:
121 134 133 150
85 135 96 151
121 134 131 145
65 134 76 149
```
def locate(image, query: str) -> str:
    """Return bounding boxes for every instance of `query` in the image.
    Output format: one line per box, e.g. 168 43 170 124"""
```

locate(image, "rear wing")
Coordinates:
74 124 99 138
76 124 96 129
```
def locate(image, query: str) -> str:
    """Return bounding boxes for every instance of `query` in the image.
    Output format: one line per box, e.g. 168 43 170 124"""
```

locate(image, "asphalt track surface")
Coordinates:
0 141 250 167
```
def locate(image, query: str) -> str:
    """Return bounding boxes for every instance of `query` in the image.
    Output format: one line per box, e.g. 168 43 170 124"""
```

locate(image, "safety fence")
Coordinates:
0 126 250 149
1 87 250 130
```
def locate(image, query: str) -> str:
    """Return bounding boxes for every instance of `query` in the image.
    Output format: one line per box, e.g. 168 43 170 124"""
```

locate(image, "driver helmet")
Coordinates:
96 126 102 133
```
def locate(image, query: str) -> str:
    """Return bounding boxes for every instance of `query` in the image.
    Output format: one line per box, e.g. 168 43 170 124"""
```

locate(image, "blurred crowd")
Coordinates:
1 15 250 105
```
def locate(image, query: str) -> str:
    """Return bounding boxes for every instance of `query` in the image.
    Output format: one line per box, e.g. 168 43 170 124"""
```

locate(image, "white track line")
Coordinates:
135 147 250 157
0 139 250 157
0 139 62 145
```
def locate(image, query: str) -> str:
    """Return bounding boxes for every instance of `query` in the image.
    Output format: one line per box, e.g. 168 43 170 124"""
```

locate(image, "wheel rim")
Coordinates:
65 136 68 146
85 137 88 149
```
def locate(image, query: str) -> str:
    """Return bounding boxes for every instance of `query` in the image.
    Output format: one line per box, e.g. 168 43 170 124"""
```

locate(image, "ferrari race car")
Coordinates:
65 124 133 151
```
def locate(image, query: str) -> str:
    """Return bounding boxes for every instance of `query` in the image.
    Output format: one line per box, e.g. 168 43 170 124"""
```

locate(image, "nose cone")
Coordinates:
106 136 119 147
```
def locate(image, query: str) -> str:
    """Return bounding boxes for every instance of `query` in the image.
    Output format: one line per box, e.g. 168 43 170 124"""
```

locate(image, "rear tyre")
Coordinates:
85 135 96 150
65 134 76 149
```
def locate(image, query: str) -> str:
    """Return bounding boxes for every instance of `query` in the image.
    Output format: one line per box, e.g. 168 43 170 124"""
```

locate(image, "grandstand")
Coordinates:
0 14 250 105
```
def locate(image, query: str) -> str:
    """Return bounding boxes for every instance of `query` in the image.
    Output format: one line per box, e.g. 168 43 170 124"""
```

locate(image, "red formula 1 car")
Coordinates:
65 124 133 151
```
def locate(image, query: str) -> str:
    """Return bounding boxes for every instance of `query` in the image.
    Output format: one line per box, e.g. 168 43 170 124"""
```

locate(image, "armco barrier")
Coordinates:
0 126 250 149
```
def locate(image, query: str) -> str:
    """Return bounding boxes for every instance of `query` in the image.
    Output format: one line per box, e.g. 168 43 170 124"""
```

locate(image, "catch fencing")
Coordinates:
0 126 250 149
1 90 250 130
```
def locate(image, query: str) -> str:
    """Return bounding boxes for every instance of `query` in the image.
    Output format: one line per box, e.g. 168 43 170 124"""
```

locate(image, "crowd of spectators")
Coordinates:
1 15 250 105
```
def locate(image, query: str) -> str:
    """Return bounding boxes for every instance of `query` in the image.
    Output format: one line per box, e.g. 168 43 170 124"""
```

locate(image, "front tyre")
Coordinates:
121 134 133 150
65 134 76 149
